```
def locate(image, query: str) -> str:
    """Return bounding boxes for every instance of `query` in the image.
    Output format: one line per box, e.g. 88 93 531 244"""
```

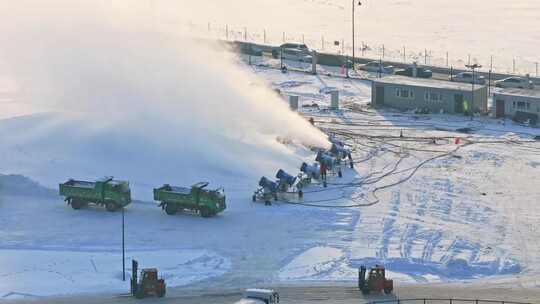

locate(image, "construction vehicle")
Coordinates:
235 289 280 304
59 176 131 212
130 260 166 299
153 182 226 217
358 265 393 295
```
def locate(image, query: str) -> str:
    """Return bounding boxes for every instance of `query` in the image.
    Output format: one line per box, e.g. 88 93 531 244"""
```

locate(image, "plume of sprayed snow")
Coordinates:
0 1 329 198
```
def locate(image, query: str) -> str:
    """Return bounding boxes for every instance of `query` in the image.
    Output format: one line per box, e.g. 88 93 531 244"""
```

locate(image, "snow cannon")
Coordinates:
330 143 354 169
300 162 321 180
316 151 342 179
253 176 278 205
276 169 297 189
316 151 337 169
258 177 277 193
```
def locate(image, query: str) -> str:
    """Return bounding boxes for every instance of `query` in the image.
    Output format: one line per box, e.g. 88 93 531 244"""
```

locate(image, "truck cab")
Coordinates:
238 289 280 304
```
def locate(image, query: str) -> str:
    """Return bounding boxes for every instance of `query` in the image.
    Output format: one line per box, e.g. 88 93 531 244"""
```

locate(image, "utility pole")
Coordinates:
122 207 125 281
465 63 482 121
352 1 362 70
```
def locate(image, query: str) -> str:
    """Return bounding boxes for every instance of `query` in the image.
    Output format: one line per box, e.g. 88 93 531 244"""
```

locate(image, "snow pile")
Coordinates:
0 249 229 297
0 1 329 198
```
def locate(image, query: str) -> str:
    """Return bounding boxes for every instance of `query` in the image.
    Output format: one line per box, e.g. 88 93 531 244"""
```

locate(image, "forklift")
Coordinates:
358 265 393 295
130 260 166 299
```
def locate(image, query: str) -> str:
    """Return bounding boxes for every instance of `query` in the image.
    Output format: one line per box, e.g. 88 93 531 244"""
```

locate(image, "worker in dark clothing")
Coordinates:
348 152 354 169
309 117 315 125
320 163 328 187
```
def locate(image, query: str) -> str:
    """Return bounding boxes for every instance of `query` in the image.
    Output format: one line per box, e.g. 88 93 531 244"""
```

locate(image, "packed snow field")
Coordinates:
2 65 540 299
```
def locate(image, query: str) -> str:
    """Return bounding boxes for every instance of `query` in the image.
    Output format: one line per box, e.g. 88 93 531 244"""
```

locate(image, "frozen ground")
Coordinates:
2 66 540 299
0 249 228 299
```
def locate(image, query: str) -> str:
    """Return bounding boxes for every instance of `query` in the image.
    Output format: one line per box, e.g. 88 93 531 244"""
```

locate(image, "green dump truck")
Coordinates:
59 177 132 212
153 182 226 217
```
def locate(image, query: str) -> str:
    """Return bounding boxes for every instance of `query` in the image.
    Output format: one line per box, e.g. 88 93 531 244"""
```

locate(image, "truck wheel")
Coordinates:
105 202 118 212
361 288 370 295
71 199 83 210
165 203 178 215
200 207 212 218
384 287 392 294
298 190 303 199
157 288 166 298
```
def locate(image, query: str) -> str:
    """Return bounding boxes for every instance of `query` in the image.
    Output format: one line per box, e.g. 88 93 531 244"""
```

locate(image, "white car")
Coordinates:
235 289 280 304
494 76 534 89
359 61 394 74
280 48 312 63
450 72 486 85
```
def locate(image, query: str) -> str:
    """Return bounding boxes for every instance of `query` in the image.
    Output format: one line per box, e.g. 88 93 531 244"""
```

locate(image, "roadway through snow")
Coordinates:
8 284 540 304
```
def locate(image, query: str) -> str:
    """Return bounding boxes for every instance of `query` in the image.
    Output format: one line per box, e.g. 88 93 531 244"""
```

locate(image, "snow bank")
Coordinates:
0 1 329 198
0 249 230 298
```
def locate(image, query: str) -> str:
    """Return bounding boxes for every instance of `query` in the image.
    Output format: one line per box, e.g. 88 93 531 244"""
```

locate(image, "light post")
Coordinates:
352 1 362 71
122 206 125 281
465 63 482 120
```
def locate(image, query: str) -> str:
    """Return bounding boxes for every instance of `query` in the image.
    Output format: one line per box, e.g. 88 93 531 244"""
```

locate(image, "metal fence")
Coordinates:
367 299 532 304
182 21 540 78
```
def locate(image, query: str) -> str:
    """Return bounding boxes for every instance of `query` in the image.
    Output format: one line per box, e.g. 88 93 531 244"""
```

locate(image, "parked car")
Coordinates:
280 48 313 63
272 43 312 62
494 76 534 89
395 64 432 78
235 289 280 304
359 61 394 74
450 72 486 85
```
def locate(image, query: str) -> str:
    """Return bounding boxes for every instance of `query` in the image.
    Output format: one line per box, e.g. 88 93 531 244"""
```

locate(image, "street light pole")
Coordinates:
352 1 362 71
122 206 125 281
465 63 482 121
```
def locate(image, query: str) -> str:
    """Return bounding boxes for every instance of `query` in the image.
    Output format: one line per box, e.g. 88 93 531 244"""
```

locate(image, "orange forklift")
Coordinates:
358 265 393 295
130 260 166 299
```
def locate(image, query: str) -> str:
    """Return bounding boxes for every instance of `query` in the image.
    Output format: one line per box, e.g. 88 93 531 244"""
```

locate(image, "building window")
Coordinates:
396 87 414 99
512 101 516 108
526 102 530 110
517 101 526 109
424 90 443 102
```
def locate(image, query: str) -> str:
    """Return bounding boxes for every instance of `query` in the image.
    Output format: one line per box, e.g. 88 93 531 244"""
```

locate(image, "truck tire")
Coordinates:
105 201 118 212
361 288 370 295
384 287 392 294
200 207 212 218
157 288 166 298
71 199 83 210
165 203 178 215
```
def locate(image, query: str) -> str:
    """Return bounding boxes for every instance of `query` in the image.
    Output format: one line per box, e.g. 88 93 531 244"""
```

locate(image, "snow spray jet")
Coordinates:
0 1 330 198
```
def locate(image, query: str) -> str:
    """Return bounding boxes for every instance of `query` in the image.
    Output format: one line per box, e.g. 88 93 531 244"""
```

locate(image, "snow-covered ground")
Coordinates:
1 1 540 299
2 65 540 298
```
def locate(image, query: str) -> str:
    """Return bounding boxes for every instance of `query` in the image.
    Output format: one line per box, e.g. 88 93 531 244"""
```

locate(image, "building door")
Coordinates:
376 86 384 105
495 99 505 118
454 94 464 113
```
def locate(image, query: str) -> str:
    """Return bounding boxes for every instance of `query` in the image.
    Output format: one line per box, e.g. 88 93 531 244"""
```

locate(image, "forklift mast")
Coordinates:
358 266 366 289
131 259 139 294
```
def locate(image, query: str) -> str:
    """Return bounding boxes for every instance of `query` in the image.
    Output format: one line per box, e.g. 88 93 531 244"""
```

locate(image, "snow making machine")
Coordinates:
253 169 310 205
252 176 278 205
